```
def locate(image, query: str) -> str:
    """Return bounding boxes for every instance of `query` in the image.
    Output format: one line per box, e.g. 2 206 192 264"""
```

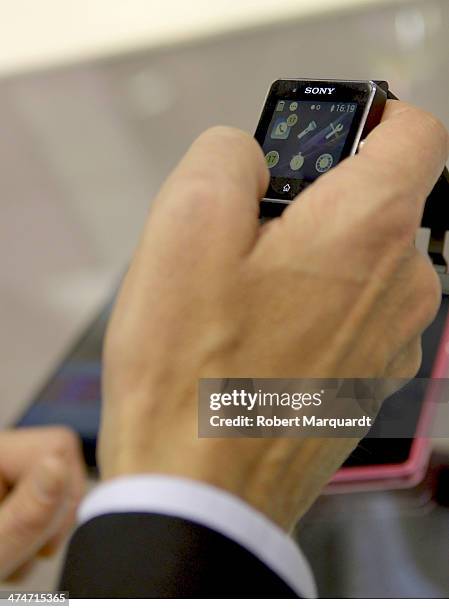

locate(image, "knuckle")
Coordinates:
199 125 254 148
196 125 268 180
45 426 81 458
397 106 448 146
417 110 449 157
181 174 218 205
177 175 222 221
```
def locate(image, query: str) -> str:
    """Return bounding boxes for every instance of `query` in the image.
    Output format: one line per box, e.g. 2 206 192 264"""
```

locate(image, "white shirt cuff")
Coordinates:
78 475 316 598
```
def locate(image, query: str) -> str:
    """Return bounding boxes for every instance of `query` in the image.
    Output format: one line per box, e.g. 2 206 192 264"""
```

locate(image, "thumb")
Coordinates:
0 453 70 580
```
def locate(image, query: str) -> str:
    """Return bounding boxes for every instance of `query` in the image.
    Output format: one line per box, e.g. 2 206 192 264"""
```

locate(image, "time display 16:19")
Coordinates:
332 104 357 113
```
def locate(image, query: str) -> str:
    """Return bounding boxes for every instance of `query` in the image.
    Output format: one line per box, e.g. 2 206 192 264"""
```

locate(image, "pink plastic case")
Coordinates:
329 306 449 492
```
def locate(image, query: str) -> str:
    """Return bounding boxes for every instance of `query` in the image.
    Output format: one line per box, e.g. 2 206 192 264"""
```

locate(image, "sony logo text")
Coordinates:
304 87 336 94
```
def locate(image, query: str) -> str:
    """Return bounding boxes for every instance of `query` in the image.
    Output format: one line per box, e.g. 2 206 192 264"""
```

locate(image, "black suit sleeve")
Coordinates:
59 513 299 598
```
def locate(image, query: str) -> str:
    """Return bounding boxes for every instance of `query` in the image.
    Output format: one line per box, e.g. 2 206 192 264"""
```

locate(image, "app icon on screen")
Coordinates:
290 153 305 171
297 121 317 141
265 150 280 168
271 118 290 140
316 153 334 173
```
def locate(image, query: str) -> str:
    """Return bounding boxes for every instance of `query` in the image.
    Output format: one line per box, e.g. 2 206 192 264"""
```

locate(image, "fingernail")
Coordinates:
34 456 67 503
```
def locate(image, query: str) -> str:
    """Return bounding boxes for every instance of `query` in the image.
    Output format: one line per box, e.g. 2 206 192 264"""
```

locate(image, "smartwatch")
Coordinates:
255 79 449 288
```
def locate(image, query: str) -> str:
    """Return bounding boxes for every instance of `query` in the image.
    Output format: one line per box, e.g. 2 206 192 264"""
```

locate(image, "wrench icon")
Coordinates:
325 122 344 140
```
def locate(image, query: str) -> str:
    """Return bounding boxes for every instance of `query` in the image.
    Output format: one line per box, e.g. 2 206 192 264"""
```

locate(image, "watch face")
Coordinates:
255 80 378 206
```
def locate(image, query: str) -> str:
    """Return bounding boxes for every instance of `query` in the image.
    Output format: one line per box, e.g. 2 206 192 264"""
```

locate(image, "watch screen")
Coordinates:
254 80 383 207
262 99 358 193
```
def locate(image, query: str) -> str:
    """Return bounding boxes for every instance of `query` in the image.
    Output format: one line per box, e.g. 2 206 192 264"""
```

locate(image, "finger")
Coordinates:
143 126 269 258
0 427 86 504
0 428 62 479
36 470 85 559
284 100 448 235
37 486 81 558
359 100 449 210
0 454 70 580
0 428 86 558
39 442 87 558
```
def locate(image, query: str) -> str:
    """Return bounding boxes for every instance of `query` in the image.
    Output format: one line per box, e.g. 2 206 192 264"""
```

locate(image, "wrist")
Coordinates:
99 425 358 531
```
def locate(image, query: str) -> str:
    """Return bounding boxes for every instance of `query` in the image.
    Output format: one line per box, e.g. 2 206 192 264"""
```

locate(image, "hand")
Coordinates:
99 101 448 530
0 428 86 581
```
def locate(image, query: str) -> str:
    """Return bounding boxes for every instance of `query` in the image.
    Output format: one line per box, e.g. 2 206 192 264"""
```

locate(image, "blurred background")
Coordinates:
0 0 448 597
